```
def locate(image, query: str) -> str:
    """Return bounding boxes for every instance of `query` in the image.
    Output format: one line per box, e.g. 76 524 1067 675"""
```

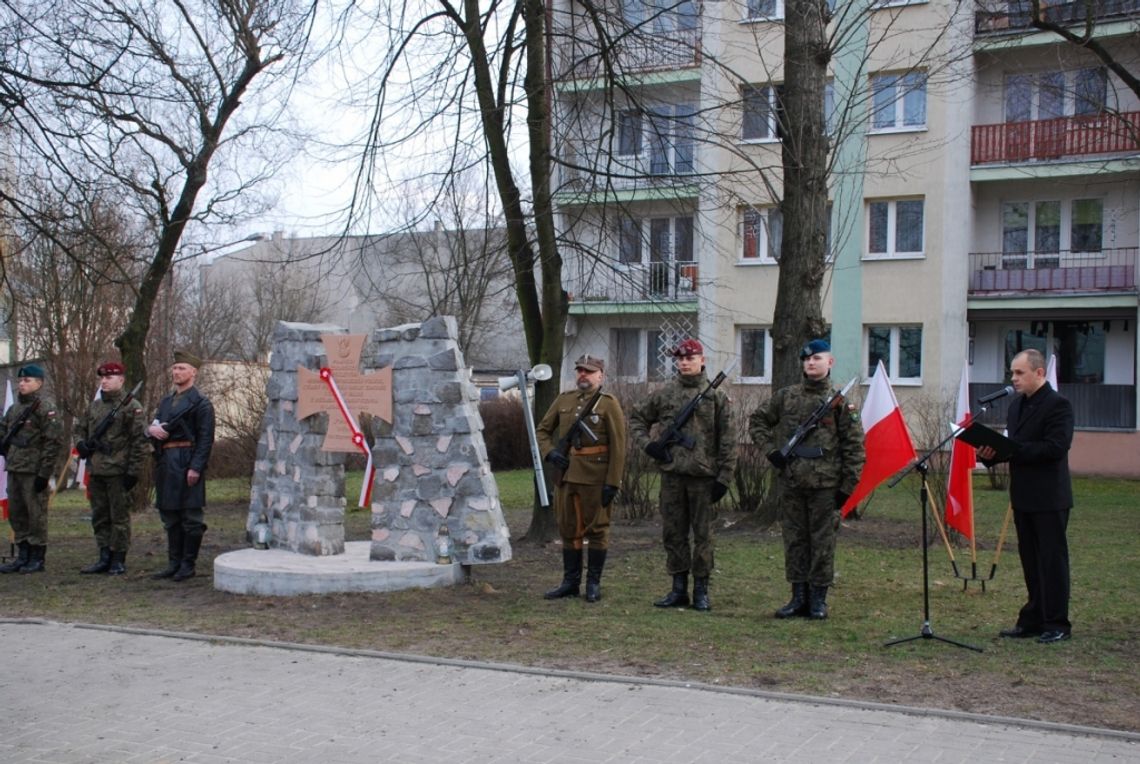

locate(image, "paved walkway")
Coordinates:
1 620 1136 764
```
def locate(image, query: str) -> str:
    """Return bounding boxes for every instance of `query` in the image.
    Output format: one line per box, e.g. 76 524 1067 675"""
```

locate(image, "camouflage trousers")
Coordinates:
659 473 716 578
777 482 841 586
89 475 133 552
554 482 611 550
6 472 49 546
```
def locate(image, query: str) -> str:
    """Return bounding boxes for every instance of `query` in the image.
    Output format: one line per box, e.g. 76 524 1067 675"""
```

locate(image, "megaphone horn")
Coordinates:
498 374 521 391
529 364 553 382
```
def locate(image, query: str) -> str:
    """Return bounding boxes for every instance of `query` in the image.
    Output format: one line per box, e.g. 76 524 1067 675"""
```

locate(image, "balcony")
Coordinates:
968 248 1138 295
566 261 699 309
972 112 1140 165
975 0 1140 35
971 382 1136 429
555 29 701 83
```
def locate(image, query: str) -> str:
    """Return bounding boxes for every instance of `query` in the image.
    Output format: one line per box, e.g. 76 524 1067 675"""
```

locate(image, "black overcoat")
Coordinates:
151 386 215 511
1005 383 1074 513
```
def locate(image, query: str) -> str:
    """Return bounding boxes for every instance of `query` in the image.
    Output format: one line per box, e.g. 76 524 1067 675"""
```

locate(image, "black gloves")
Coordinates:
601 485 619 508
122 474 138 491
75 440 95 459
710 481 729 504
34 476 49 493
544 450 570 471
835 491 851 511
644 441 670 463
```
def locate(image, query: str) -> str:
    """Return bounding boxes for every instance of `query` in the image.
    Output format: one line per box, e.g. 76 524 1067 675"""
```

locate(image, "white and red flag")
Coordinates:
945 360 976 540
840 361 916 517
1046 353 1059 390
0 380 12 520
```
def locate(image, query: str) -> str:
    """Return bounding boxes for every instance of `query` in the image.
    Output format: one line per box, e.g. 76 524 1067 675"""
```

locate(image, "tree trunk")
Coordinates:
773 0 832 389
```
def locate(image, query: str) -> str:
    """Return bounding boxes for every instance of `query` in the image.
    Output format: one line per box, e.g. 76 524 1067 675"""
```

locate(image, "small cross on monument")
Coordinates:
296 334 392 452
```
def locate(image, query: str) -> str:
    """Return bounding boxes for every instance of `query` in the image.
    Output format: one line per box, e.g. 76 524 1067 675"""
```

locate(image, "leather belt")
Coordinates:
162 440 194 450
572 445 608 456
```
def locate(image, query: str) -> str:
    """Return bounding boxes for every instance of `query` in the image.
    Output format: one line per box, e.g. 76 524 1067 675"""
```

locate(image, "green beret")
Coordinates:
16 363 45 379
173 350 203 368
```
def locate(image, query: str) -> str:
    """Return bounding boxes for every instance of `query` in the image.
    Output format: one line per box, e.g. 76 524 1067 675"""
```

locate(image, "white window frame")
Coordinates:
742 84 781 142
739 206 781 264
866 325 923 385
872 0 928 8
865 198 925 260
1003 67 1109 122
609 327 645 382
743 0 783 21
737 326 773 384
869 71 927 133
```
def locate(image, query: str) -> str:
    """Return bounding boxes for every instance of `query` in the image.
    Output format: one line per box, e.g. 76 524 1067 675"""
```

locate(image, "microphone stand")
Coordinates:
884 417 982 652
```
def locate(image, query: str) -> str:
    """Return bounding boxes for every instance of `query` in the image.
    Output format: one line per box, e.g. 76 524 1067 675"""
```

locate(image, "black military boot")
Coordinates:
0 541 29 574
80 546 112 574
107 550 127 576
584 548 607 603
775 582 810 619
544 548 582 599
809 585 829 620
152 527 184 579
654 572 690 608
173 531 204 582
19 545 46 574
692 577 711 612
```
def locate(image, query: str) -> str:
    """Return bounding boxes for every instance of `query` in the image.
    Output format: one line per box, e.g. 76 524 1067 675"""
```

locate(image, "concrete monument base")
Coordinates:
213 541 464 596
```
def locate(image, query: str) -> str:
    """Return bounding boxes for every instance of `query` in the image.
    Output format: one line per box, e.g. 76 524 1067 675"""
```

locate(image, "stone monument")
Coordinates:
215 316 512 595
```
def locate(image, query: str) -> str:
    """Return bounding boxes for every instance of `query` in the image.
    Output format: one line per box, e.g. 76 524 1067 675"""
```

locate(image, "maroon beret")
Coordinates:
97 362 126 377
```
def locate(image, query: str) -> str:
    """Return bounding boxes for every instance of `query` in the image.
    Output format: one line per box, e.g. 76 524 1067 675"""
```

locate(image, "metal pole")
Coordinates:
517 370 550 507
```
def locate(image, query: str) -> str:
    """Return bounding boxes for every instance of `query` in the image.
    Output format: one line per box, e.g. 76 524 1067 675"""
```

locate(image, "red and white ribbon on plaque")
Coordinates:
319 367 375 508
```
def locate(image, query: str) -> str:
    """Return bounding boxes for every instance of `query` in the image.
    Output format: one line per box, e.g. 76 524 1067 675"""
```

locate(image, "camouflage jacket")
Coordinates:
630 372 737 484
77 389 148 478
748 376 865 493
0 392 64 478
536 388 627 488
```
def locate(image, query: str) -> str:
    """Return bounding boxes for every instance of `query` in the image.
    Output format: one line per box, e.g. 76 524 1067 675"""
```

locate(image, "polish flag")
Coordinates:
840 361 916 517
0 380 12 521
73 385 101 494
945 361 975 540
1046 353 1059 390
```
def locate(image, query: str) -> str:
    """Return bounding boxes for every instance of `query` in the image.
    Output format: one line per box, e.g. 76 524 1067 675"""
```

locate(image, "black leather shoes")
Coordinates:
999 625 1041 638
1037 630 1071 644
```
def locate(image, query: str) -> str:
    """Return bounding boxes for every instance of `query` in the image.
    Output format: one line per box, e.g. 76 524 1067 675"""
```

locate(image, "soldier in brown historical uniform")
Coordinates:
535 354 627 603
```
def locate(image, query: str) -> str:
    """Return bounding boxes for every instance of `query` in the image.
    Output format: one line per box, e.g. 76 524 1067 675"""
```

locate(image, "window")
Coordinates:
618 216 642 264
1071 198 1103 252
618 110 642 156
867 326 922 383
742 84 782 141
737 327 773 383
1004 68 1107 122
745 0 782 19
740 206 782 263
648 105 695 175
610 328 642 379
867 199 924 258
871 72 926 131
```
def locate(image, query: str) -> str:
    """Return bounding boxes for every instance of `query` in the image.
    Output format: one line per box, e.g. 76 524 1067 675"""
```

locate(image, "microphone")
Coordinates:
977 386 1014 405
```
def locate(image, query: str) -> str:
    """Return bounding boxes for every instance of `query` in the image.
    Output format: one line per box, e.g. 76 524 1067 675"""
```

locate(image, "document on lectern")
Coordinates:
955 421 1021 460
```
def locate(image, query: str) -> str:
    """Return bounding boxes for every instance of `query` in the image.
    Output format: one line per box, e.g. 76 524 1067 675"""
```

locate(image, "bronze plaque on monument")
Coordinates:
296 334 393 452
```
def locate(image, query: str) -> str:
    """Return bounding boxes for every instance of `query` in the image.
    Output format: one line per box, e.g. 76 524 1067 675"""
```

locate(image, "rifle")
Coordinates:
766 376 858 470
76 380 144 458
645 360 737 464
150 395 203 455
0 399 41 457
546 387 604 487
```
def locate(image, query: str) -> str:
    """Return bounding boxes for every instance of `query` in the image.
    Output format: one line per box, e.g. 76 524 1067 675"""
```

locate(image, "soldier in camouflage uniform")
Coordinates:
749 339 864 620
0 364 64 574
75 362 148 576
631 339 736 612
536 354 627 603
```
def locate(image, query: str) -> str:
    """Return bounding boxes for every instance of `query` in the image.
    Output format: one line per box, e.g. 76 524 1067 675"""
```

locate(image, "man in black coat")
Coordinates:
978 348 1074 644
146 350 215 582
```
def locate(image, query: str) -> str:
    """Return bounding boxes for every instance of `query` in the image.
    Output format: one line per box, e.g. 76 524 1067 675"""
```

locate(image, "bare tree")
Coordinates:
0 0 317 391
1024 0 1140 100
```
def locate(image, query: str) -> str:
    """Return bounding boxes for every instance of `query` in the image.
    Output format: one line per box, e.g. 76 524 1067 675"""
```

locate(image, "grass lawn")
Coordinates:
3 469 1137 732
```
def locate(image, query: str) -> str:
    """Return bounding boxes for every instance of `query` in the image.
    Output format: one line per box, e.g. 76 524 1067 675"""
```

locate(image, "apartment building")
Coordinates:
547 0 1140 475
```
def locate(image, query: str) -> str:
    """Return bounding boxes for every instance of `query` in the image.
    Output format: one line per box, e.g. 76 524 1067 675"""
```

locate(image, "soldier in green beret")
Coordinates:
749 340 865 620
75 361 148 575
536 354 627 603
631 339 736 612
0 364 64 574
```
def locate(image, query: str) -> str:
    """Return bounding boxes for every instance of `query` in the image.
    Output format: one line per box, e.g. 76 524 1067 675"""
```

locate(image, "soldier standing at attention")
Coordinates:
536 354 627 603
631 339 736 612
146 350 215 582
749 339 864 620
75 361 147 575
0 364 64 574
